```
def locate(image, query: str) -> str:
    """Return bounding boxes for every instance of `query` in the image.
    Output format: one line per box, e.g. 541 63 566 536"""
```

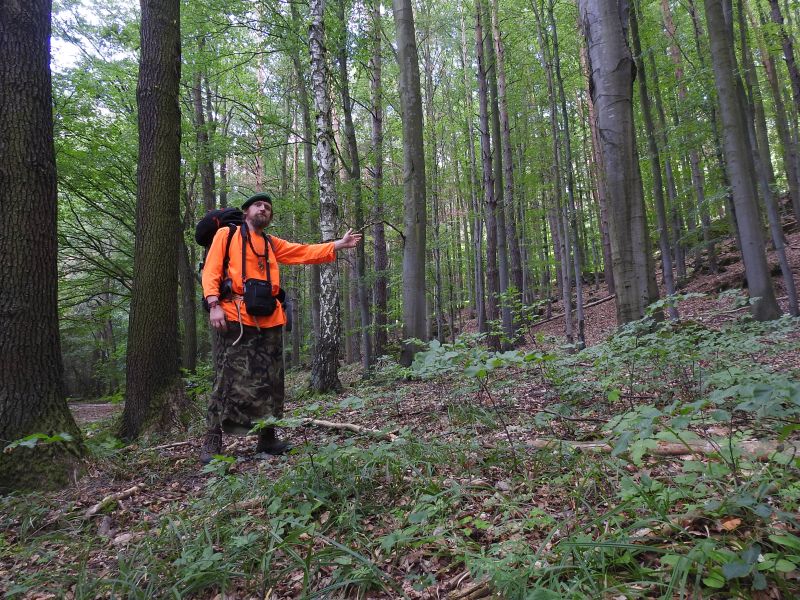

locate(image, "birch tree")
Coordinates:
309 0 343 391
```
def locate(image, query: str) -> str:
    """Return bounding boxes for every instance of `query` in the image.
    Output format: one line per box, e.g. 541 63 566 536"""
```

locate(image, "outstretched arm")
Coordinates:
334 228 363 251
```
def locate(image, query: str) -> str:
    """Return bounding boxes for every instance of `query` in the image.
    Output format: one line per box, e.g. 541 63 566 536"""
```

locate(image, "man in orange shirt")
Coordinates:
200 192 361 463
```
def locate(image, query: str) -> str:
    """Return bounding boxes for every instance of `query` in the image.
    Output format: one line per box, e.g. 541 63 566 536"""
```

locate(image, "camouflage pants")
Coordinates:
208 322 284 433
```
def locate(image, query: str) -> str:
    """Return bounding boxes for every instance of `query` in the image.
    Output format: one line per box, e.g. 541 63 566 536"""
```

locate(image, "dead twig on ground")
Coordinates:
301 418 398 441
84 484 145 519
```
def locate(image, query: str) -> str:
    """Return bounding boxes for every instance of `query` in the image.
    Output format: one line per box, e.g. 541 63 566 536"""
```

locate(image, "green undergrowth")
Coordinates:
2 293 800 598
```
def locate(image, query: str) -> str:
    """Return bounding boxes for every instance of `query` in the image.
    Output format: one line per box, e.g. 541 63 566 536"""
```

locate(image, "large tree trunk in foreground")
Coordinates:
578 0 658 325
704 0 781 321
0 0 85 492
392 0 428 365
309 0 342 392
121 0 186 440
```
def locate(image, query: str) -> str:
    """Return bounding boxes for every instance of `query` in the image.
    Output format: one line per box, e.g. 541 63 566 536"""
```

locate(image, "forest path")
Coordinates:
69 402 122 425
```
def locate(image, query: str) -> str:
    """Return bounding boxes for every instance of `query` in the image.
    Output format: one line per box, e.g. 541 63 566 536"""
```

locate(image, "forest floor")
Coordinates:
2 225 800 599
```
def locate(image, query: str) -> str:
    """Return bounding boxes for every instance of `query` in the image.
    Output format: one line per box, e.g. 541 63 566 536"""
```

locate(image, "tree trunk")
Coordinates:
421 16 445 343
630 0 678 320
489 0 523 301
579 41 615 295
549 0 586 347
392 0 428 365
661 0 716 273
533 0 573 342
758 8 800 222
337 0 373 370
192 65 215 211
768 0 800 116
179 180 197 373
739 2 799 316
0 0 85 492
121 0 186 440
578 0 658 325
688 0 743 255
309 0 342 392
475 0 501 350
370 0 389 359
459 6 487 332
646 52 685 283
290 1 322 349
482 1 513 346
704 0 781 321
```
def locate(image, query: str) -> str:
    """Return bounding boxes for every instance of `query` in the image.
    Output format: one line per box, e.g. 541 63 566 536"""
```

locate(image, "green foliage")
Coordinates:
3 432 74 453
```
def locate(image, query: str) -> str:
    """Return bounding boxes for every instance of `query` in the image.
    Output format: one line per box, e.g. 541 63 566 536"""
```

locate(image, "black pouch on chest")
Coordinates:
241 224 277 316
243 279 276 315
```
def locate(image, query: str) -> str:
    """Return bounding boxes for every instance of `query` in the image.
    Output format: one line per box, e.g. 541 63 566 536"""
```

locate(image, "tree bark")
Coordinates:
475 0 501 350
579 41 615 295
482 1 513 345
121 0 186 440
549 0 586 347
578 0 659 325
757 7 800 222
179 180 197 373
661 0 716 273
630 0 678 320
290 1 322 349
337 0 373 370
0 0 85 492
392 0 428 365
459 6 487 333
704 0 781 321
309 0 343 392
370 0 389 358
768 0 800 116
192 63 215 211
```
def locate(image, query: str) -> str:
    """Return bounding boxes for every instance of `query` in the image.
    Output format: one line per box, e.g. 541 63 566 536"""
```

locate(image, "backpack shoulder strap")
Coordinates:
222 224 237 278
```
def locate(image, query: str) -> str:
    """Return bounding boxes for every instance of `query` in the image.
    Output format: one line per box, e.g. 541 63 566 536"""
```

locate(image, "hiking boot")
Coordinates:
199 426 223 464
256 427 291 455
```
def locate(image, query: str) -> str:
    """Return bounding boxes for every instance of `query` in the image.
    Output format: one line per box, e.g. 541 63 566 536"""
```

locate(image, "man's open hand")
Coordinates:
334 228 363 250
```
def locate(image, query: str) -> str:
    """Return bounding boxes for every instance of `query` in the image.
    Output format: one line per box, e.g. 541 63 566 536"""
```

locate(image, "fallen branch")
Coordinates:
147 440 192 452
84 484 145 519
301 418 398 441
522 438 799 461
448 580 493 600
532 295 615 327
208 497 270 520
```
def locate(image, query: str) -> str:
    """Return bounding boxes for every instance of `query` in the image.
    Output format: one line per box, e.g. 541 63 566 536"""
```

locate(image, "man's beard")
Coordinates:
251 213 270 229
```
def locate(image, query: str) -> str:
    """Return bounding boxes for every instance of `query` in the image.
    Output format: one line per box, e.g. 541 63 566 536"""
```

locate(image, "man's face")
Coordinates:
246 200 272 228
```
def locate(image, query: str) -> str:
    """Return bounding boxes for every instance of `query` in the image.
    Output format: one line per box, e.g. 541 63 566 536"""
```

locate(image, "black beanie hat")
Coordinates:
242 192 273 211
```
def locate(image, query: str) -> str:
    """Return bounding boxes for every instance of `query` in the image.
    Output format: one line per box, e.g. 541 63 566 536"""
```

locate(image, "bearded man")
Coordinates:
200 192 361 463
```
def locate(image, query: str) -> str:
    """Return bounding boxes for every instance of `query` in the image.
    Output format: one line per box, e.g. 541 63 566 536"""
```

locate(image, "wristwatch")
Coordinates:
208 299 220 309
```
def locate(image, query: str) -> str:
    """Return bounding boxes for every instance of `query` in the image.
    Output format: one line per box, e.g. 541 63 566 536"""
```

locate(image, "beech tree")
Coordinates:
578 0 658 324
704 0 781 321
0 0 84 492
392 0 428 365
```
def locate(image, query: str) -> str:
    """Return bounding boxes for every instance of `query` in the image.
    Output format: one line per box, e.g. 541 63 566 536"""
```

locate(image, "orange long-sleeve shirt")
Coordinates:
202 227 335 328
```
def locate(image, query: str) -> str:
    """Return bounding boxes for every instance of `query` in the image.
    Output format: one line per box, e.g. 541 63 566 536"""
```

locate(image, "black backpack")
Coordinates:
194 208 292 329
